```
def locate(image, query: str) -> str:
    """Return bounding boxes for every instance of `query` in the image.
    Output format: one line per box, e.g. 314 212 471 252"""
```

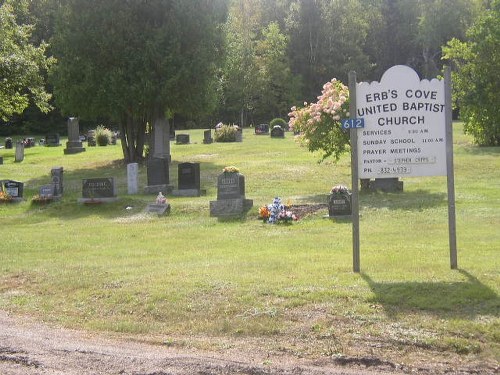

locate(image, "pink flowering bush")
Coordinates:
288 78 350 162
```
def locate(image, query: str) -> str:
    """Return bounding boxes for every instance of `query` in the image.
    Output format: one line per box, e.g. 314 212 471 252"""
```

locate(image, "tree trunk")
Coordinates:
119 112 145 164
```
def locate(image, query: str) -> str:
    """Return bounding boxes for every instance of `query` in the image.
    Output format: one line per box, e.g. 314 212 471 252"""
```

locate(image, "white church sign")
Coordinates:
356 65 446 178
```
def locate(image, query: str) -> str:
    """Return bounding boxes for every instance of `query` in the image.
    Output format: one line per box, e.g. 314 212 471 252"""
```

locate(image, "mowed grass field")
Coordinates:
0 123 498 370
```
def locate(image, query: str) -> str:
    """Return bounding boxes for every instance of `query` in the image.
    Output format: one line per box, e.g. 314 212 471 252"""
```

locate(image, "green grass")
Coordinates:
0 124 498 366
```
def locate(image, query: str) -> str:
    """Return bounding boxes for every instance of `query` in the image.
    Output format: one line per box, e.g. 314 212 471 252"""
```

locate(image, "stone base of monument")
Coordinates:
210 198 253 218
171 188 206 197
144 184 173 195
78 197 119 204
145 203 171 216
64 141 86 154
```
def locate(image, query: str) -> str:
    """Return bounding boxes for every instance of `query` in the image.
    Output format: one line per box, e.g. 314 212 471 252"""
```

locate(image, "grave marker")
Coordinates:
79 177 118 203
210 171 252 218
64 117 86 154
51 167 64 196
45 134 61 147
203 130 213 144
1 180 24 199
176 134 190 144
15 141 24 162
127 163 139 194
270 125 285 138
145 157 172 194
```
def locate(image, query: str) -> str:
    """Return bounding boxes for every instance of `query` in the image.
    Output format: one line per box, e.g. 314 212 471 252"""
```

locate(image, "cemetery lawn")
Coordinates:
0 123 498 373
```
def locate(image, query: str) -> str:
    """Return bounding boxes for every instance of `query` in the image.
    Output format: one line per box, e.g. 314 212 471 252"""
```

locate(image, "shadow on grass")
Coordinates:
361 270 499 319
360 189 447 211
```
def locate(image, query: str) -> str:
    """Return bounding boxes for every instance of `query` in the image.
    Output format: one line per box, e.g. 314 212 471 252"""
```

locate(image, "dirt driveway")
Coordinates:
0 311 496 375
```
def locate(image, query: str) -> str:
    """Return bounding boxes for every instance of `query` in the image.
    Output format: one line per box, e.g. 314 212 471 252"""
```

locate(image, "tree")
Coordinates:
286 0 371 99
0 0 53 121
50 0 227 162
253 22 301 120
443 0 500 146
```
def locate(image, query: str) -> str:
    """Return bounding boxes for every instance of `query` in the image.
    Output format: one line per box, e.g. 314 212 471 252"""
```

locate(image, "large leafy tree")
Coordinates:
0 0 53 121
51 0 227 162
443 0 500 146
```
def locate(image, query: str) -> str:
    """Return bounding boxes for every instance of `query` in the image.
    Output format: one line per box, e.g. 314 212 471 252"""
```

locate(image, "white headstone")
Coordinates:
15 142 24 162
127 163 139 194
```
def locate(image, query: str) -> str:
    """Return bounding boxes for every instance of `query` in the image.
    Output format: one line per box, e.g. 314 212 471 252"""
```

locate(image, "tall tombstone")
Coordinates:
127 163 139 194
152 115 171 161
51 167 64 196
64 117 86 154
15 141 24 162
210 171 253 218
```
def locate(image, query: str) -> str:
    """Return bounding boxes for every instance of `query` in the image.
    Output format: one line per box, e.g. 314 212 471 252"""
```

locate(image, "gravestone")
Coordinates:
5 138 13 149
25 138 35 147
145 203 171 216
172 162 202 196
152 116 171 160
64 117 86 154
79 177 117 203
203 130 213 144
2 180 24 199
255 124 269 135
145 192 170 216
176 134 190 144
39 184 55 198
15 141 24 162
235 128 243 142
328 190 352 217
144 157 172 194
87 130 96 146
45 134 61 147
210 172 253 218
51 167 64 197
127 163 139 194
270 125 285 138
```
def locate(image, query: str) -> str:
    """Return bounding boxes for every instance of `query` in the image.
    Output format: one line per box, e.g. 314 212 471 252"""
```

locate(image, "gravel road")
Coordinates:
0 310 409 375
1 310 496 375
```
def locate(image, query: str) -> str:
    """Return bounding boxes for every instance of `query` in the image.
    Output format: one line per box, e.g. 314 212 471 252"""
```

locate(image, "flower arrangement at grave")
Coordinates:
0 191 12 203
259 197 298 224
330 185 350 195
288 78 350 162
222 166 239 174
156 192 167 205
31 194 53 205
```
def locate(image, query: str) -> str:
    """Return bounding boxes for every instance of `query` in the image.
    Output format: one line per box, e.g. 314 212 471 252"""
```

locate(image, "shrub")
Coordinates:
214 125 237 142
270 118 288 130
95 125 112 146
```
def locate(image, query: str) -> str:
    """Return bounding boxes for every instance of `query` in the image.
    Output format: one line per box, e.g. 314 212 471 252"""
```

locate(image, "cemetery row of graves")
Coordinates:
1 118 350 222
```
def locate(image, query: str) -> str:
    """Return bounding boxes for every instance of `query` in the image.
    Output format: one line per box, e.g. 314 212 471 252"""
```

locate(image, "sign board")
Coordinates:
356 65 446 178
